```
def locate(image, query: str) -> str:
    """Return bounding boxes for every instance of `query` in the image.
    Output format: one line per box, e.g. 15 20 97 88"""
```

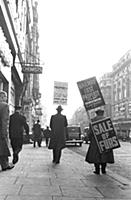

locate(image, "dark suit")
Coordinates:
0 102 11 170
32 122 42 147
9 111 29 164
43 127 51 147
49 113 68 163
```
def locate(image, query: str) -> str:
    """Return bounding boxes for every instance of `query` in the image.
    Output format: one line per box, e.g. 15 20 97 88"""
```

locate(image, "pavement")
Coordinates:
0 141 131 200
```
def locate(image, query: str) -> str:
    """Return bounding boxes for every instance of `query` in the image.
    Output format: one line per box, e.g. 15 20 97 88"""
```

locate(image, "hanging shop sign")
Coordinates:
53 81 68 105
77 76 105 111
22 66 42 74
91 117 120 153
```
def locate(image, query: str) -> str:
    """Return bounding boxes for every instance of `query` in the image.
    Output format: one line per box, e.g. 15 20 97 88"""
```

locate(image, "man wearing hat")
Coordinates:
9 105 29 165
85 108 114 174
32 119 43 148
48 105 68 164
0 90 14 171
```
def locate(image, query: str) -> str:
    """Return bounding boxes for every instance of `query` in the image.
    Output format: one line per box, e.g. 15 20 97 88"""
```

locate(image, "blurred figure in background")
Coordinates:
43 126 51 147
9 105 29 165
0 90 14 171
32 120 43 147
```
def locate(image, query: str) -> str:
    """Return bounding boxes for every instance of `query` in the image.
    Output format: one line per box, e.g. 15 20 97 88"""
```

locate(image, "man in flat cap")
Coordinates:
48 105 68 164
9 105 29 165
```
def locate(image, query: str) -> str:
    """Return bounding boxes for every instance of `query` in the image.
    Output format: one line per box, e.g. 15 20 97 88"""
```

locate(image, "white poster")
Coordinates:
53 81 68 105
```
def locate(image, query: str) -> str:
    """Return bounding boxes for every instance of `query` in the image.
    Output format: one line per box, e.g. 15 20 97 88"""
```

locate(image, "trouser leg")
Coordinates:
0 156 9 170
94 163 100 174
38 138 42 147
33 141 36 147
52 149 56 162
46 138 48 146
11 139 22 164
38 141 41 147
55 149 62 163
101 163 107 173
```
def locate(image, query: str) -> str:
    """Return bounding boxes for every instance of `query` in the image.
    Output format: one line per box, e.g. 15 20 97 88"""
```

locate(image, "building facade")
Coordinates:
99 72 112 118
111 50 131 139
99 50 131 140
0 0 42 131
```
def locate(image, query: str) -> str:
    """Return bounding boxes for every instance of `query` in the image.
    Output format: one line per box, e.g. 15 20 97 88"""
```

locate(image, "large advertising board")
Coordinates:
77 77 105 111
53 81 68 105
91 117 120 153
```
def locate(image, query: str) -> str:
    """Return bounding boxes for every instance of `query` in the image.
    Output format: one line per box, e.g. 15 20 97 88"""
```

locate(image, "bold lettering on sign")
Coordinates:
93 124 100 135
99 136 119 152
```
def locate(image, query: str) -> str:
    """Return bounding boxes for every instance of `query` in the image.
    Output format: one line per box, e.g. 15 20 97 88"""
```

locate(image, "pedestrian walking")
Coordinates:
32 120 43 147
0 90 14 171
43 126 51 147
9 105 29 165
48 105 68 164
85 109 115 175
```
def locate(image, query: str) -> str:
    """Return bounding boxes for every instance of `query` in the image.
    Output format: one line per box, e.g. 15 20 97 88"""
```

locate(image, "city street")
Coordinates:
68 141 131 181
0 142 131 200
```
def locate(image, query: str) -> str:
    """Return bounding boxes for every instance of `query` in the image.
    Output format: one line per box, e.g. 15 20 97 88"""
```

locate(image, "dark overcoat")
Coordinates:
0 102 10 156
9 112 28 141
48 113 68 150
32 123 42 141
85 115 114 164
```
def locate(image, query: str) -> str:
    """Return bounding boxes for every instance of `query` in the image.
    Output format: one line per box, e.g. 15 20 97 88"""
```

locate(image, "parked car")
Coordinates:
66 125 83 146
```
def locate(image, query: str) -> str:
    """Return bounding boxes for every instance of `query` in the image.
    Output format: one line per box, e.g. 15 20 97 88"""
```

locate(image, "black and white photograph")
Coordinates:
0 0 131 199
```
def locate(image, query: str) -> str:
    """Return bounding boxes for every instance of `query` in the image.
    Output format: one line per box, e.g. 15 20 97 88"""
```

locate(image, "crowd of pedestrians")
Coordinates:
0 89 115 175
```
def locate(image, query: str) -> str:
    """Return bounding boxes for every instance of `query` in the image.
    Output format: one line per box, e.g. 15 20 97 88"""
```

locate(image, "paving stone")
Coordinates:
53 197 96 200
6 195 52 200
0 185 21 195
0 144 131 200
15 177 51 186
0 196 6 200
60 186 103 198
20 185 62 196
97 186 131 198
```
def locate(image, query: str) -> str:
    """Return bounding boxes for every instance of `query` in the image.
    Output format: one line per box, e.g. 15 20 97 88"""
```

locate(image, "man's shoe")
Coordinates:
12 154 19 164
55 161 60 164
93 171 100 175
2 165 14 171
102 170 106 174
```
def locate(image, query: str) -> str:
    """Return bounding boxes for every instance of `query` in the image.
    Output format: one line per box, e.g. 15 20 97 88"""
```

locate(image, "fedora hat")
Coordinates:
95 109 104 115
56 105 63 111
15 105 22 110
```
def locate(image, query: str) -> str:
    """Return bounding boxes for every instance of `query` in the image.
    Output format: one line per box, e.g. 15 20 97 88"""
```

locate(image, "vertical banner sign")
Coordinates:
77 77 105 111
91 117 120 153
53 81 68 105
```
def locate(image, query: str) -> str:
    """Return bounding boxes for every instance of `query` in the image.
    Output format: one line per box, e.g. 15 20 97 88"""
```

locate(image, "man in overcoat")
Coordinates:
43 126 51 147
32 120 42 147
0 90 14 171
85 109 114 174
9 105 29 164
48 105 68 164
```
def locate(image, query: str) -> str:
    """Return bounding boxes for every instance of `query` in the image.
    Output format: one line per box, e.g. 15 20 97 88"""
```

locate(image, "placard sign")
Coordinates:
53 81 68 105
77 77 105 111
91 117 120 153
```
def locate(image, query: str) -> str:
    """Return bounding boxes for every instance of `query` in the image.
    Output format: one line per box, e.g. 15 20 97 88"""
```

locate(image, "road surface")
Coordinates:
67 141 131 180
